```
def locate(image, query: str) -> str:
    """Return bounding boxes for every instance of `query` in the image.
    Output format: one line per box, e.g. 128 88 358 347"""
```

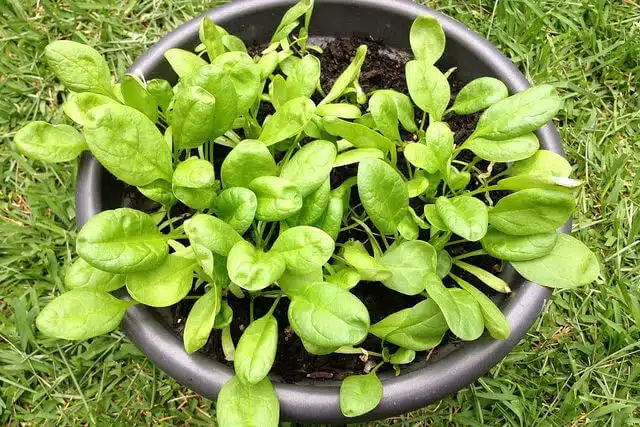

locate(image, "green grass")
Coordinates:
1 0 638 425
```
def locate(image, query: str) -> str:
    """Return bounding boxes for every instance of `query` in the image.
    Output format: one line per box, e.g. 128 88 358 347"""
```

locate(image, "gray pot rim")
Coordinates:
76 0 567 423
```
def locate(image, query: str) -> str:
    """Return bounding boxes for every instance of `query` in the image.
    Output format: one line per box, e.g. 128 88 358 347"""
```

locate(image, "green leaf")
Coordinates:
406 60 450 121
436 249 452 278
184 285 221 353
214 300 233 329
358 158 409 235
446 166 471 191
404 143 436 173
258 51 279 80
64 258 124 292
120 74 158 122
277 268 323 295
271 0 312 42
473 85 562 140
409 206 429 229
182 65 238 139
453 275 510 339
335 147 385 168
326 267 361 290
268 74 287 110
322 116 393 153
397 212 419 240
449 288 484 341
211 52 261 113
436 196 488 241
369 91 400 141
343 241 391 281
497 174 582 192
14 122 86 163
146 79 174 111
137 180 177 207
489 188 575 235
227 241 286 291
512 234 600 289
184 214 243 257
235 314 279 385
340 372 383 417
404 121 453 174
221 139 277 188
508 149 572 178
380 241 437 295
284 54 320 101
126 254 195 307
378 90 417 132
216 376 279 427
259 97 315 146
409 15 445 64
84 104 173 186
406 171 429 198
63 92 119 126
222 34 247 53
248 176 303 221
171 85 217 150
280 140 337 197
288 281 370 348
77 208 168 273
271 226 335 274
369 299 448 351
35 289 132 340
290 179 330 226
172 157 217 210
199 17 225 61
424 204 449 232
320 45 367 105
316 185 348 240
465 133 539 162
44 40 113 97
450 77 509 115
454 260 511 293
215 187 257 234
315 103 362 119
390 348 416 365
481 228 558 261
163 48 207 78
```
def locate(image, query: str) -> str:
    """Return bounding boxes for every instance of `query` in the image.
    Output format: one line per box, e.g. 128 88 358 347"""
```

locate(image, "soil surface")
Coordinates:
123 36 509 383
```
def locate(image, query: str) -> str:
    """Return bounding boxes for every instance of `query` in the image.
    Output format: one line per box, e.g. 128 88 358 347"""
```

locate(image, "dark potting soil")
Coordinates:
122 36 510 383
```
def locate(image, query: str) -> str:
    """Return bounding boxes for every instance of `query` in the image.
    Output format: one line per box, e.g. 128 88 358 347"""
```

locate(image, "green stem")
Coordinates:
267 295 282 315
249 297 255 323
466 184 502 196
453 249 487 260
371 361 385 374
419 110 427 132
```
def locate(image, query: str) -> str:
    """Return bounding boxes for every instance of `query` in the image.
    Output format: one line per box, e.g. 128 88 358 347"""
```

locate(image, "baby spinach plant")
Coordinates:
14 1 599 424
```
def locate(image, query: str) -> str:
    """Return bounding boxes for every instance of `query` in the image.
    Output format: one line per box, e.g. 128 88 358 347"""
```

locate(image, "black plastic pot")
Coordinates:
76 0 568 423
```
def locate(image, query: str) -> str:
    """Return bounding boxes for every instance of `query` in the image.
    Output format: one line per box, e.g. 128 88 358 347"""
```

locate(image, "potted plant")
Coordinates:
12 0 599 424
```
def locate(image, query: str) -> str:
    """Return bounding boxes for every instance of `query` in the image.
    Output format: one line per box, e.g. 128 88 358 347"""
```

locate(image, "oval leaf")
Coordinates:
259 97 315 146
280 140 337 197
340 372 383 418
380 241 437 295
235 314 279 385
184 285 221 353
436 196 488 241
14 122 86 163
215 187 257 234
409 15 445 64
227 241 286 291
248 176 303 221
216 376 279 427
466 133 539 162
481 228 558 261
508 149 572 178
451 77 509 115
221 139 277 188
406 60 450 121
271 226 335 274
126 254 195 307
171 86 216 150
64 258 124 292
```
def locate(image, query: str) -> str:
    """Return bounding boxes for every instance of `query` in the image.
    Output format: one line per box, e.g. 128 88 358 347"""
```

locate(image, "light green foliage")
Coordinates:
184 285 221 353
340 372 383 417
126 254 195 307
171 157 217 209
221 139 277 188
14 122 86 163
227 240 285 291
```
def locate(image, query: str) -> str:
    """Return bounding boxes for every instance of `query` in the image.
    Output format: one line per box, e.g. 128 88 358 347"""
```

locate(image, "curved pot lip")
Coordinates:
76 0 568 423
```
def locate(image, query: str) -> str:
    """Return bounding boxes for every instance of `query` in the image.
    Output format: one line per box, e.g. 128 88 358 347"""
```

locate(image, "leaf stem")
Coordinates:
453 249 487 260
267 295 282 315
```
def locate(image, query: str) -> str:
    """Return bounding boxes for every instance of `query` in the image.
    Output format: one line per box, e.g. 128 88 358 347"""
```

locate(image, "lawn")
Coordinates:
1 0 638 425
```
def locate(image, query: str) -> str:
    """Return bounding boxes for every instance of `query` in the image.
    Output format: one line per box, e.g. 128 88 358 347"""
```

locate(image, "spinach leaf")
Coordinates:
284 54 320 101
171 157 217 210
138 180 177 208
322 117 393 153
369 91 401 141
436 249 452 278
424 204 449 232
227 240 286 291
221 139 277 188
452 274 510 339
146 79 173 112
14 122 86 163
320 45 367 105
211 52 261 113
512 234 600 289
287 281 370 348
404 143 437 174
84 104 173 186
508 149 572 177
358 158 409 234
280 140 337 197
422 272 470 339
340 372 383 417
235 314 279 384
404 122 453 174
163 48 207 77
271 0 312 42
473 85 562 140
126 254 196 307
216 376 279 427
63 92 119 126
184 285 221 353
290 179 330 226
390 348 416 365
316 103 362 119
199 17 225 61
369 299 448 351
271 226 335 274
171 85 216 150
316 185 348 240
453 260 511 293
44 40 114 97
496 174 582 192
120 74 158 122
465 133 539 162
450 77 509 115
268 74 287 110
436 195 488 241
64 258 124 292
214 187 257 234
449 288 484 340
489 188 575 235
409 15 445 64
342 241 391 281
259 97 315 146
406 60 450 121
258 51 279 80
406 171 429 197
481 228 558 261
35 289 132 340
184 214 243 256
377 90 418 132
214 300 233 329
326 268 360 290
248 176 303 221
77 208 168 273
277 268 323 295
380 241 438 295
397 212 419 240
